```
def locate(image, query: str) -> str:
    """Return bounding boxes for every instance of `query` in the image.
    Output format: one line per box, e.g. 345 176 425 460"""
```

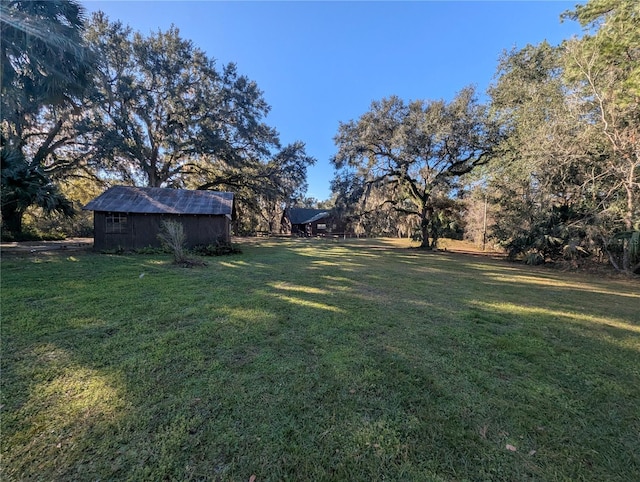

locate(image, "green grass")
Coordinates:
2 238 639 481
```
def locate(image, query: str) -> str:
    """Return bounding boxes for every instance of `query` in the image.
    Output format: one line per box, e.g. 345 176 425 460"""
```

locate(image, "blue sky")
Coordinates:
82 1 583 201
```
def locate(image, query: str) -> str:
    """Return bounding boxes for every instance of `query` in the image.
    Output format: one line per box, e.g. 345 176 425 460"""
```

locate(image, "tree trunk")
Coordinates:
622 180 635 272
420 221 430 248
431 228 440 250
147 168 161 187
419 206 432 249
1 204 24 237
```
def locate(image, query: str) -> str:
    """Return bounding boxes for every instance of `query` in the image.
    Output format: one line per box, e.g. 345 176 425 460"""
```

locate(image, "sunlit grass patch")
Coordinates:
4 344 127 479
474 300 640 336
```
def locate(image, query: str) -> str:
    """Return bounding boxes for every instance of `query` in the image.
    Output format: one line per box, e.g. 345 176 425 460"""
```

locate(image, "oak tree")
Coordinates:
332 87 498 248
84 13 280 189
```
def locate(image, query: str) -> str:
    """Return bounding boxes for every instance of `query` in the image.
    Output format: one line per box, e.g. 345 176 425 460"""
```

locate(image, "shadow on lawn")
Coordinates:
3 240 639 480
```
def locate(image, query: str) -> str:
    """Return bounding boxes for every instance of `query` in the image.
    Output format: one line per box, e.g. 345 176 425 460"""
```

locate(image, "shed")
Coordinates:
83 186 234 251
287 208 331 237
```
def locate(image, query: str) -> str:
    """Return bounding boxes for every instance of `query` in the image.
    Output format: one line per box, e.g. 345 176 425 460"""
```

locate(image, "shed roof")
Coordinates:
84 186 233 216
288 208 330 225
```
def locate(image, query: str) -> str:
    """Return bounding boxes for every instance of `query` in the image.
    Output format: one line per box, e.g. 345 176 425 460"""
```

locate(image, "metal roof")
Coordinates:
83 186 234 216
288 208 330 225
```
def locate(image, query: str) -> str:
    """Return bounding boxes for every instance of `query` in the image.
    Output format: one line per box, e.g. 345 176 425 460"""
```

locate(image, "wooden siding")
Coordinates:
93 212 230 251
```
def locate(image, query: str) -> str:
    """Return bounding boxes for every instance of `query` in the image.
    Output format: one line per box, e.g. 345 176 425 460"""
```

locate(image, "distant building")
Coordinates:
286 208 332 237
84 186 234 250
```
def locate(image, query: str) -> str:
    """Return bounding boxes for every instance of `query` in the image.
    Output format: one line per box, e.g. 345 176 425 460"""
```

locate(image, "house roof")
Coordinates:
288 208 330 225
83 186 234 217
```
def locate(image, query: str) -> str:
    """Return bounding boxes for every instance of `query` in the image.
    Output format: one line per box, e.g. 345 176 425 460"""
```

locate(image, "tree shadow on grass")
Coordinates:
2 241 639 480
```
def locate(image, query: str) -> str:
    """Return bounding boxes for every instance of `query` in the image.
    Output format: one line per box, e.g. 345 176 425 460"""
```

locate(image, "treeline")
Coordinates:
330 0 639 274
2 0 638 274
1 1 315 239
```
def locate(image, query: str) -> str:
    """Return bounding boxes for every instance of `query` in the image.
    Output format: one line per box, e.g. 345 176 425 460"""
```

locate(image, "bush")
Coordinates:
28 209 94 238
157 220 188 263
191 237 242 256
157 221 209 267
134 246 169 255
0 225 66 242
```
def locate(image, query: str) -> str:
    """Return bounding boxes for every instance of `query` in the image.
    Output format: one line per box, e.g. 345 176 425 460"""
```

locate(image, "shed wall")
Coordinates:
93 212 230 251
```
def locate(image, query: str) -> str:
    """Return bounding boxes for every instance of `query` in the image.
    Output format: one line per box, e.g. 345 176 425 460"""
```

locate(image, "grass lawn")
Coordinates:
2 237 639 481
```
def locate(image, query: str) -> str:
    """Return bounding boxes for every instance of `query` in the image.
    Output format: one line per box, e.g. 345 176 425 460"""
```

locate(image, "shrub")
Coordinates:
191 237 242 256
157 220 207 267
157 220 188 263
0 225 66 242
134 246 169 255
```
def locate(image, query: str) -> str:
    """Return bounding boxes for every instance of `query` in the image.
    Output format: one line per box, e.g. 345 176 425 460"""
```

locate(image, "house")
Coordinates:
287 208 331 237
83 186 234 250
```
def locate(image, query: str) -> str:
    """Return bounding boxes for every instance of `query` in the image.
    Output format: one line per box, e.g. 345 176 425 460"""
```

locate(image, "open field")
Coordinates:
2 237 639 481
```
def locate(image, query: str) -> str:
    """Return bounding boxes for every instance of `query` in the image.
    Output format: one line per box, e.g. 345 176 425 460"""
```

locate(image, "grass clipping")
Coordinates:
157 220 206 267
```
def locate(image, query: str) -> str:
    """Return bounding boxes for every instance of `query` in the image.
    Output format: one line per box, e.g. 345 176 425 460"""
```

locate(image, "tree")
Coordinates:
254 142 316 233
487 42 598 263
332 87 498 248
191 141 315 234
82 14 315 236
329 170 367 235
1 0 94 236
330 172 420 238
562 0 640 273
84 13 280 189
484 0 639 273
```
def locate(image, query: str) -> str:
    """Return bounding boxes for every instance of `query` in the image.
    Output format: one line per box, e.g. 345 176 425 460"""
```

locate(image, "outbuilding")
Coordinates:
84 186 234 251
287 208 331 237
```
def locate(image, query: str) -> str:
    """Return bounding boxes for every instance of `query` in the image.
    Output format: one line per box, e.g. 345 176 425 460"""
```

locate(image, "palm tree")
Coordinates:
1 0 93 237
1 0 92 108
1 147 74 235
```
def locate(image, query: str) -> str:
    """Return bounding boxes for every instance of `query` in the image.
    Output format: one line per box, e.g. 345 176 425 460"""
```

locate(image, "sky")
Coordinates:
82 1 584 201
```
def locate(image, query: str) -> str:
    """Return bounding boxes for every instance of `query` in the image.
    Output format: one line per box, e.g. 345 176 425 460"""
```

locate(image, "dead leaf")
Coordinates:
506 444 517 452
529 450 537 456
249 475 256 482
